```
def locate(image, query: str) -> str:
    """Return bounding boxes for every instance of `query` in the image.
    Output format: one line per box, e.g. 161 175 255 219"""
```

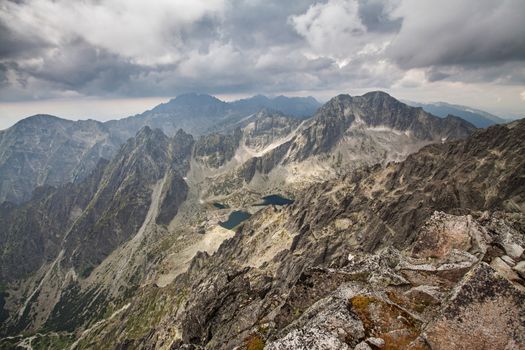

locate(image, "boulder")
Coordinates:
423 263 525 350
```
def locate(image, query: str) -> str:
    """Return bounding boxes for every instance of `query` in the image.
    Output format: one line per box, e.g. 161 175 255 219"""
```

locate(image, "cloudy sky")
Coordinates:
1 0 524 128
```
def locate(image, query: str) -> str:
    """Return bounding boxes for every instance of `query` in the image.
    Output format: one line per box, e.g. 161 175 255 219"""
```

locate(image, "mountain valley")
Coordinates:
0 91 523 350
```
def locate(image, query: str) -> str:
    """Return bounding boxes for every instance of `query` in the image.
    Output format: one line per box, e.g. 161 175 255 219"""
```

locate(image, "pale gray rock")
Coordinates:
366 337 385 348
513 261 525 279
501 255 516 267
265 328 350 350
354 342 373 350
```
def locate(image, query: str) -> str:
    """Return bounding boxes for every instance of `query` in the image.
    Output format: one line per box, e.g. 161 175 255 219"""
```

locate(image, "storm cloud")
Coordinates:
0 0 524 115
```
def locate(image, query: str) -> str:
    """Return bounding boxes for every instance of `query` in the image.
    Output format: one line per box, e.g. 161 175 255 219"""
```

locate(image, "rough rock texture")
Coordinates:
423 263 525 350
233 91 475 183
62 120 524 350
0 115 122 204
0 127 194 335
193 129 242 168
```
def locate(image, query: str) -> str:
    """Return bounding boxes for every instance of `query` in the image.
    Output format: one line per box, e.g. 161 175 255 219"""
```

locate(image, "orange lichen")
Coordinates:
350 294 424 350
245 334 265 350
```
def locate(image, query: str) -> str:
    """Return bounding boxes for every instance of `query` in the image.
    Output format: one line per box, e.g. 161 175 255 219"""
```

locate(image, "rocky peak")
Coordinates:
361 90 398 103
0 114 118 204
231 94 321 118
314 94 354 120
151 93 228 116
8 114 69 128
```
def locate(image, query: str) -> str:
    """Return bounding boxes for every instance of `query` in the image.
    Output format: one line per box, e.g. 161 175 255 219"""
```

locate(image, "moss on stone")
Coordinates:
245 334 265 350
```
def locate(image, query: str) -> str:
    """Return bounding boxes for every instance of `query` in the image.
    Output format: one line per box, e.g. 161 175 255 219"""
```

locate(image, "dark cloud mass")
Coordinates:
0 0 524 104
387 0 525 69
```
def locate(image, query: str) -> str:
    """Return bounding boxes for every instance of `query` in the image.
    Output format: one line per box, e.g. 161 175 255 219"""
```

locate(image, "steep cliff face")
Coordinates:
275 91 475 164
0 159 108 282
70 120 524 350
193 129 243 168
0 127 194 336
63 127 190 274
0 115 121 204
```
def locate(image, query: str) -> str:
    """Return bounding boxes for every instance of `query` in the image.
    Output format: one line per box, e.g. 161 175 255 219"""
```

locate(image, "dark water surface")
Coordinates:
213 202 229 209
219 211 252 229
258 194 294 206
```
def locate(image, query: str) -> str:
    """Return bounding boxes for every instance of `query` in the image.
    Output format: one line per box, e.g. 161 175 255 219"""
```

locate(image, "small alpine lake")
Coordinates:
219 211 252 229
212 202 229 209
257 194 294 206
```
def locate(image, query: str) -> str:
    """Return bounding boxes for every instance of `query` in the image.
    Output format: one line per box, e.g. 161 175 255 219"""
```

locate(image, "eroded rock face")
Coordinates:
423 263 525 350
411 212 489 259
0 127 195 335
63 120 523 350
0 115 122 204
264 212 525 350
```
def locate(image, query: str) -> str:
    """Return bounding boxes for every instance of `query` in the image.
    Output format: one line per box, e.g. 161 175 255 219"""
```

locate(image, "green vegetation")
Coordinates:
32 333 75 350
78 265 94 279
175 288 188 308
350 294 421 350
44 285 107 332
0 338 19 350
124 289 168 339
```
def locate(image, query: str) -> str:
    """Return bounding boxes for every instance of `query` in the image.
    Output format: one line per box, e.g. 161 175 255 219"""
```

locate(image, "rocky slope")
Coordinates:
104 93 319 142
70 119 524 350
0 126 194 337
0 91 485 349
200 92 475 206
0 115 122 204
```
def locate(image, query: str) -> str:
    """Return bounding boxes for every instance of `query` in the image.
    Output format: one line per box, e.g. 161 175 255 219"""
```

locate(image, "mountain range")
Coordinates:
0 91 524 350
404 100 508 128
0 94 320 204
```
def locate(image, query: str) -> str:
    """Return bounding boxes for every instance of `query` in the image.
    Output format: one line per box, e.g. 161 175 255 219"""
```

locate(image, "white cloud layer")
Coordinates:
0 0 524 118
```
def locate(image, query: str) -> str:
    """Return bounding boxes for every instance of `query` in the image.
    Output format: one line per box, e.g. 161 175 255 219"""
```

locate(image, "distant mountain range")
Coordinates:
1 91 523 349
404 100 509 128
5 93 513 205
0 94 321 204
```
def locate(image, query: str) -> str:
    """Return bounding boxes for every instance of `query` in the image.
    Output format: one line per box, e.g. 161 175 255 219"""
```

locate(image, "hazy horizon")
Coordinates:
1 88 523 130
1 0 524 128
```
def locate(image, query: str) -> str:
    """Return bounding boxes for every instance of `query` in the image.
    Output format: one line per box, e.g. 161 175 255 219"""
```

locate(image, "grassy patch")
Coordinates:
43 285 107 332
0 283 8 324
31 333 75 350
124 289 168 339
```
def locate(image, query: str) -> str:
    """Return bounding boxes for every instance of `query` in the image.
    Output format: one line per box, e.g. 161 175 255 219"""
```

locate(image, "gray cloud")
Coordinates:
0 0 524 105
387 0 525 68
357 0 402 33
0 20 49 59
